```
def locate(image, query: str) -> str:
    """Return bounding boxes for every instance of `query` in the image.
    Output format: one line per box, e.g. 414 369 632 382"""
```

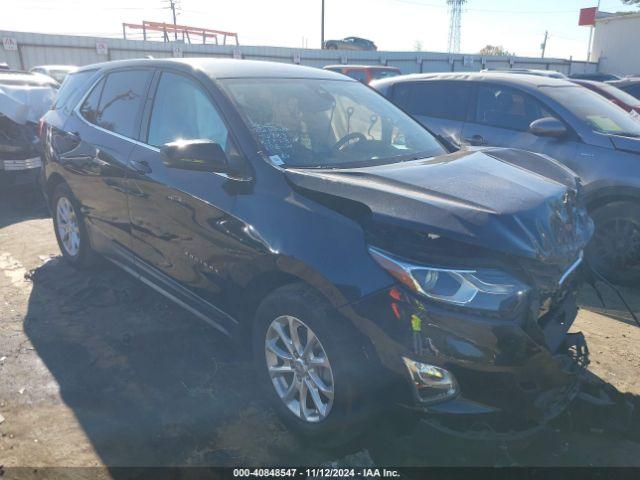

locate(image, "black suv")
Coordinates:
41 59 592 444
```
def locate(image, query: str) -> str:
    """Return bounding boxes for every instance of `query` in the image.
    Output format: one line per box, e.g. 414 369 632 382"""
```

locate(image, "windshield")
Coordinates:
371 69 401 80
221 78 445 168
49 69 74 83
542 85 640 137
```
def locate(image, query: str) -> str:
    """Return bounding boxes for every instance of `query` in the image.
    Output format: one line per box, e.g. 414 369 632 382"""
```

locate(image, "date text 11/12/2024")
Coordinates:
233 468 401 478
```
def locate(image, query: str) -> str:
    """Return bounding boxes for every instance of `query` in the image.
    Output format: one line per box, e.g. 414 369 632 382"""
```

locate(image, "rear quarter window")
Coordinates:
79 69 152 138
53 69 97 113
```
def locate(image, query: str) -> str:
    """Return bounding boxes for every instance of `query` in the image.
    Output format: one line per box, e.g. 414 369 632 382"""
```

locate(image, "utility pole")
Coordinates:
541 30 548 58
168 0 178 40
321 0 325 49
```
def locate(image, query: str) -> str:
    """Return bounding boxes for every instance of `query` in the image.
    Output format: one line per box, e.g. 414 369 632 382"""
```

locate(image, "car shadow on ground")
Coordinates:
21 255 640 470
0 185 49 229
577 282 640 328
22 257 343 468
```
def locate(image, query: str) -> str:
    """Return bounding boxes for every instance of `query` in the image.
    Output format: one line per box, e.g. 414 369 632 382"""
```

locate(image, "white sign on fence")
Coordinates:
233 49 242 59
96 41 109 55
172 45 183 58
2 37 18 51
293 52 301 64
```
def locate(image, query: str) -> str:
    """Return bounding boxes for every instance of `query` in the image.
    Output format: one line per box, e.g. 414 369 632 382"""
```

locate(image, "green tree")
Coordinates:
479 45 513 56
622 0 640 5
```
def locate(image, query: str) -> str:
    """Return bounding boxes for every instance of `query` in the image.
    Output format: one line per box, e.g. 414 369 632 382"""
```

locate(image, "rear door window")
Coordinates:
89 69 152 138
475 84 553 131
392 81 472 121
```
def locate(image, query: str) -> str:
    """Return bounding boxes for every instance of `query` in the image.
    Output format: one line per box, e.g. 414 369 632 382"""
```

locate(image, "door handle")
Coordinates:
463 135 487 146
129 158 152 174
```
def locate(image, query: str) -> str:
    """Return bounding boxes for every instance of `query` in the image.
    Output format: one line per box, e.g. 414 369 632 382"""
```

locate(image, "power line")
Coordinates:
393 0 575 15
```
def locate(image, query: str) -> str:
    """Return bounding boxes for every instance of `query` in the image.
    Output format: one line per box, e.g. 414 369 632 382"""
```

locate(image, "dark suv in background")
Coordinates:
372 72 640 284
41 59 592 444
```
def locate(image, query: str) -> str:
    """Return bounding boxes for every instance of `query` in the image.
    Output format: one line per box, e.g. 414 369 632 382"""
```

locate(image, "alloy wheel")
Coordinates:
590 217 640 269
265 315 335 422
56 196 81 257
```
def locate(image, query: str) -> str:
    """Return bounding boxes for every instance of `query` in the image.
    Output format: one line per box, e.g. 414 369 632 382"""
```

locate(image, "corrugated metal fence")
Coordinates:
0 30 598 76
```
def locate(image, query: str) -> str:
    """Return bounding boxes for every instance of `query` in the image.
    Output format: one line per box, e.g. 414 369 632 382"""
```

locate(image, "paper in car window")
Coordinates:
587 115 623 132
269 155 285 166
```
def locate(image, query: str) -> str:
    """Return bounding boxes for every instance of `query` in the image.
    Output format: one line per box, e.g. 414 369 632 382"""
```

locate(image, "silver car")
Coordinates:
372 72 640 284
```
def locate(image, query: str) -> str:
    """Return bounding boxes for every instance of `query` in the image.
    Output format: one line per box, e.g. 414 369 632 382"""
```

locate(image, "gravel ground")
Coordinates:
0 187 639 471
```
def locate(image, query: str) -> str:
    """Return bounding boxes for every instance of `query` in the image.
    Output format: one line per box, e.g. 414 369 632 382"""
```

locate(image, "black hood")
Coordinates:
285 148 593 265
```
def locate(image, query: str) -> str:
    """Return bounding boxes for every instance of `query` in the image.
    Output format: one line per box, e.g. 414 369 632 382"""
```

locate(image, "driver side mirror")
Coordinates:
161 139 229 173
529 117 568 138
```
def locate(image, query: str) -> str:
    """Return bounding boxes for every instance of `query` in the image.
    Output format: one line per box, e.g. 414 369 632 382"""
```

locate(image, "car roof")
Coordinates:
570 78 601 87
324 64 399 70
371 71 575 90
77 58 350 81
609 78 640 87
0 70 59 87
32 65 77 71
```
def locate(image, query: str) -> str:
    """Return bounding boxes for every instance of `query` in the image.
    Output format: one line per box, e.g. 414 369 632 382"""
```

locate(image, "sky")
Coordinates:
1 0 638 60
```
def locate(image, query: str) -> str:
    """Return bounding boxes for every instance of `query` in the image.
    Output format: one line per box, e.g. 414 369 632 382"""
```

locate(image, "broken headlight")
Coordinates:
369 246 529 316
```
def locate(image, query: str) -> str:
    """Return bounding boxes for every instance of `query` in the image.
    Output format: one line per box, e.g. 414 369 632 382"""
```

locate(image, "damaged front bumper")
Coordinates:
344 273 591 442
417 332 589 442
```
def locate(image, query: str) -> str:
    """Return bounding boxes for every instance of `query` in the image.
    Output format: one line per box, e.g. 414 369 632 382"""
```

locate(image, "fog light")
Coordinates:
402 357 458 404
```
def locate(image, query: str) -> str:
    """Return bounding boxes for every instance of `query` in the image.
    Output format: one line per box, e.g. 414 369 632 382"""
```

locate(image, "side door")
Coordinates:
461 83 577 163
125 69 244 332
55 68 153 261
390 80 473 147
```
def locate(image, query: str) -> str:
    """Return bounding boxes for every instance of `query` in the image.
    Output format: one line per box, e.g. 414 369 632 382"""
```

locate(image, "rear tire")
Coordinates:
51 182 98 269
252 283 376 447
586 201 640 285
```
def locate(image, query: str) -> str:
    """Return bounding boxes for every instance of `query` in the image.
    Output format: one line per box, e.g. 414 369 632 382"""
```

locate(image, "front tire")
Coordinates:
252 283 375 446
586 201 640 285
51 183 97 268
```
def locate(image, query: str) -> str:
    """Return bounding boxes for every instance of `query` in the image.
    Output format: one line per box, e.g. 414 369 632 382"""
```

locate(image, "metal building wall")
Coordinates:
592 13 640 76
0 29 598 75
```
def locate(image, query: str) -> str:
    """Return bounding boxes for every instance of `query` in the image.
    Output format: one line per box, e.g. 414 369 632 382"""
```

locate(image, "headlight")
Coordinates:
369 246 529 316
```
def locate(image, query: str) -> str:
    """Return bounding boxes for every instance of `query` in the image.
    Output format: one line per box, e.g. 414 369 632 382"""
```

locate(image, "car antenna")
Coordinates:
584 259 640 328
